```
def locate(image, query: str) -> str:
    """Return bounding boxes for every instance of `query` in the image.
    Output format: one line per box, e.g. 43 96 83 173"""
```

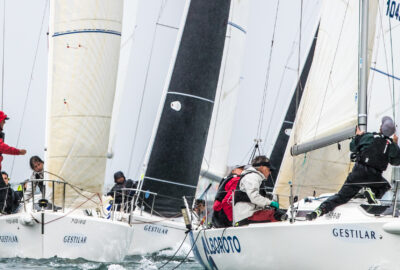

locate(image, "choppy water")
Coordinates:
0 254 203 270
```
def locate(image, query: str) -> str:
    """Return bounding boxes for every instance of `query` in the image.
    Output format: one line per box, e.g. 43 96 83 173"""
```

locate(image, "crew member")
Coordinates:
0 111 26 171
234 155 281 225
307 116 400 220
107 171 137 211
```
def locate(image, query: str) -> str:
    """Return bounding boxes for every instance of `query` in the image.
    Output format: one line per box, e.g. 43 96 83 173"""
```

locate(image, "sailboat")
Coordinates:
118 0 249 255
0 0 133 262
190 0 400 269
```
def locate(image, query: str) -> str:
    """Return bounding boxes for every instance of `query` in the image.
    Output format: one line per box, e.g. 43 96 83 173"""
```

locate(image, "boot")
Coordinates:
364 188 379 204
306 208 322 221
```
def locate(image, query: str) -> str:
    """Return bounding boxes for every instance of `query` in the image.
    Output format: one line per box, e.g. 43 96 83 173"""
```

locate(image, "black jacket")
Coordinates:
107 179 137 205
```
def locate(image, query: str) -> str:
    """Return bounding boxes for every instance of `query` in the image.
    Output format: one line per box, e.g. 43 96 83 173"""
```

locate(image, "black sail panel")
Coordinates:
141 0 231 217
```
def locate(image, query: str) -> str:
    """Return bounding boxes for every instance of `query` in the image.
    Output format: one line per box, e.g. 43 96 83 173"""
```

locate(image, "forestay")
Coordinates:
275 0 378 207
46 0 123 208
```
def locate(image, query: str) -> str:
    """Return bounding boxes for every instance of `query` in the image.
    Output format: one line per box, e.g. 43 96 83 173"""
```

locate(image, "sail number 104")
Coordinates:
387 0 400 19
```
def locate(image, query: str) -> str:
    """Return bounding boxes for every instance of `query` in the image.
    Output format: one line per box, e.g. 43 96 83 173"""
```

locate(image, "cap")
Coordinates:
381 116 396 137
0 111 9 122
231 164 245 171
252 159 276 171
113 171 125 181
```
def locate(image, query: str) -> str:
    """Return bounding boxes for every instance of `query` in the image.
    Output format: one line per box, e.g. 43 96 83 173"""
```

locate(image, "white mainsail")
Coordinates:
46 0 124 207
198 0 249 194
275 0 378 207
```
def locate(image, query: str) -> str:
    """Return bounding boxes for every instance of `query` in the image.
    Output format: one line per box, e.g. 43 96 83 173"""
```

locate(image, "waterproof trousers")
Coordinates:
319 163 391 214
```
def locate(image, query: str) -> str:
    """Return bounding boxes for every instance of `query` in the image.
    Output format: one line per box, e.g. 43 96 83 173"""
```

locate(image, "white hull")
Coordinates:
0 210 133 262
127 211 189 255
191 199 400 270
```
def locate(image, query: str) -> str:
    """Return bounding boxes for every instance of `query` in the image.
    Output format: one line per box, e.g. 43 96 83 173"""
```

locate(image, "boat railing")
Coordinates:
21 179 67 213
109 188 157 222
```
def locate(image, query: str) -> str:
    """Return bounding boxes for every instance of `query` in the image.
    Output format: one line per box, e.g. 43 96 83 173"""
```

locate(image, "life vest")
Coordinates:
212 172 256 222
358 133 392 172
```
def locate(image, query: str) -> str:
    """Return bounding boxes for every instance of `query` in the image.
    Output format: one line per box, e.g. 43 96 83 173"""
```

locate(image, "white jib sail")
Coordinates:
107 0 139 157
46 0 123 208
197 0 249 195
275 0 378 207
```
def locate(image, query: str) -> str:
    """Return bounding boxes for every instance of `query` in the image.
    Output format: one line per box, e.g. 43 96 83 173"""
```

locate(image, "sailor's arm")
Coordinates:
0 140 25 155
389 134 400 165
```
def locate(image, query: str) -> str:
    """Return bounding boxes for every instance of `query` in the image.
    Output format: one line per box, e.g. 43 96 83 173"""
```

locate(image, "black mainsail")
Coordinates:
140 0 231 217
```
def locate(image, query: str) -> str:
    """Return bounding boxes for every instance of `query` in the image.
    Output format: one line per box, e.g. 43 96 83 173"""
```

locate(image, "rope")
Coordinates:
170 229 205 270
10 0 48 177
255 0 280 140
387 16 396 122
157 232 189 270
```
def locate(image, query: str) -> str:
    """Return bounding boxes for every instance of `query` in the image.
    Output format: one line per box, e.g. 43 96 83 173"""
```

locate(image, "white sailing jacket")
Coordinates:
233 166 272 223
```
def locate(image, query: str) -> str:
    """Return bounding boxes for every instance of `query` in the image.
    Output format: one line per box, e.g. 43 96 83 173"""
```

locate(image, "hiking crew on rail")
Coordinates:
307 116 400 220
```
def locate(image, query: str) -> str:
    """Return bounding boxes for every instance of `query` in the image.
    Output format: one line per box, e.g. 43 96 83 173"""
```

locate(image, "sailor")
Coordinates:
107 171 137 211
233 155 281 226
0 111 26 171
212 165 245 228
24 156 45 201
307 116 400 220
0 171 19 214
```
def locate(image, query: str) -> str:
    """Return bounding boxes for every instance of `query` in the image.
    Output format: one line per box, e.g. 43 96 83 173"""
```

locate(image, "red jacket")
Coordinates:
0 138 21 170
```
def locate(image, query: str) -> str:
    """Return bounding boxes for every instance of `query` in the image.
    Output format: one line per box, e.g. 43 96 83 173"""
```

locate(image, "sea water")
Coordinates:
0 254 203 270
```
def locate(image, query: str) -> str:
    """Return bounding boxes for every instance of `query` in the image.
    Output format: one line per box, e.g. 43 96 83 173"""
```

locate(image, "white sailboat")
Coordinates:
190 0 400 269
0 0 133 262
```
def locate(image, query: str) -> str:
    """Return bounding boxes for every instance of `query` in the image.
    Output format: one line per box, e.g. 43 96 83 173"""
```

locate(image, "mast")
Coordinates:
358 0 368 132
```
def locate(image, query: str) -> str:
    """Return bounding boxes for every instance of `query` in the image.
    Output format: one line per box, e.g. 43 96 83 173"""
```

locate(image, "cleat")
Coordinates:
364 188 379 204
306 209 322 221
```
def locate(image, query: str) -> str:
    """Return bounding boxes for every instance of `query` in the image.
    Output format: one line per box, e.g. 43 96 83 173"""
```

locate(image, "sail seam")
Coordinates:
144 176 197 189
168 91 214 103
53 29 121 37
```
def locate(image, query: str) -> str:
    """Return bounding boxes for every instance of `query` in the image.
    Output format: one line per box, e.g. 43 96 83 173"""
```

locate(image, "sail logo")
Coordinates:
143 224 168 235
0 234 18 244
202 235 241 255
63 234 87 245
387 0 400 20
332 227 378 241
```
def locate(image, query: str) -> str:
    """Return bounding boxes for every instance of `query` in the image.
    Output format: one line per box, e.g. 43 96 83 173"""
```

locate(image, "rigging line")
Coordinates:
262 0 313 151
255 0 280 140
367 5 393 121
297 0 303 114
127 1 169 176
1 0 4 110
388 17 396 122
293 0 303 192
10 0 48 177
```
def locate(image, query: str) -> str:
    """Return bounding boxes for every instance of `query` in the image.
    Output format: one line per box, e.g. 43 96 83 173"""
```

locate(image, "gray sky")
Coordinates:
0 0 320 189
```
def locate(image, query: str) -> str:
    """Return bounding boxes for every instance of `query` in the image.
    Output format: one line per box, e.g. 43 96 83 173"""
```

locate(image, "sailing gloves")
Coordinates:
270 201 279 209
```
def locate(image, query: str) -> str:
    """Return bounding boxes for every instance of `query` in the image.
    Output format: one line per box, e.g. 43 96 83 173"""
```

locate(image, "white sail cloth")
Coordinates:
275 0 378 207
46 0 123 208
